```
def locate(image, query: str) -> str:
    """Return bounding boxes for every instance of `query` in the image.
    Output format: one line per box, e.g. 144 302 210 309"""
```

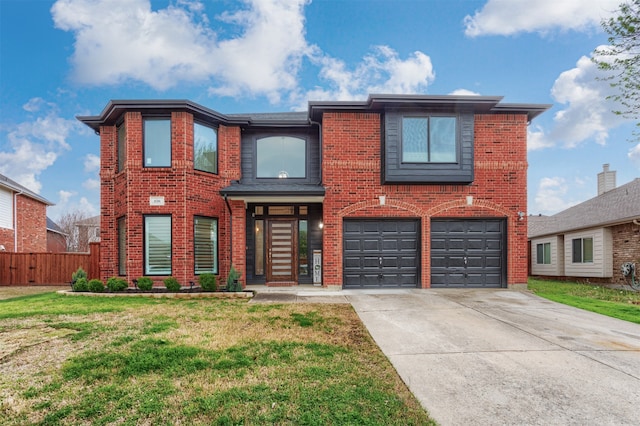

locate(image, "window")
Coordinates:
299 220 308 276
0 187 13 229
194 217 218 274
257 136 306 178
255 220 264 275
144 118 171 167
536 242 551 265
118 217 126 275
402 116 456 163
144 216 171 275
117 122 126 172
572 237 593 263
194 122 217 173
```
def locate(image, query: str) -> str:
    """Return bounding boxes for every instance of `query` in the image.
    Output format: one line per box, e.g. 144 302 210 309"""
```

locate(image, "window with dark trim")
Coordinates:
143 118 171 167
194 216 218 274
144 215 171 275
117 122 126 173
118 217 126 275
536 242 551 265
383 110 473 184
256 136 306 178
194 122 217 174
572 237 593 263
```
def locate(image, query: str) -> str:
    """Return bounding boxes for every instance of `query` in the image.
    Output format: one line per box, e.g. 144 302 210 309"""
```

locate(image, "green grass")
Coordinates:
528 278 640 324
0 291 434 425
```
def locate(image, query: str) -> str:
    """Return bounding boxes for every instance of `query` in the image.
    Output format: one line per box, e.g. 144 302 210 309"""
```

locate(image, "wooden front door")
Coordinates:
266 219 297 283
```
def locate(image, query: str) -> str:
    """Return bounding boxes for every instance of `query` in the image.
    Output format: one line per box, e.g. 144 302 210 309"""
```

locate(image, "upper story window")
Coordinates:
144 118 171 167
402 116 457 163
257 136 306 178
383 110 472 184
117 122 126 173
194 122 217 174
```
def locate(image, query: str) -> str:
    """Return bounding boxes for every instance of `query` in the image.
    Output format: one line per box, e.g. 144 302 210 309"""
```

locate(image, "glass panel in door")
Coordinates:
267 220 297 282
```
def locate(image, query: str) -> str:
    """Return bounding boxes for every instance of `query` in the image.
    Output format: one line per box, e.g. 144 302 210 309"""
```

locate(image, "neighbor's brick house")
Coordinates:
79 95 548 289
0 173 53 252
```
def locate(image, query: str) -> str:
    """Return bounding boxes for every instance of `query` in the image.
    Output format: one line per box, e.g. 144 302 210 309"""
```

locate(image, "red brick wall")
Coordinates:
99 112 242 286
16 196 48 252
612 222 640 285
321 112 529 288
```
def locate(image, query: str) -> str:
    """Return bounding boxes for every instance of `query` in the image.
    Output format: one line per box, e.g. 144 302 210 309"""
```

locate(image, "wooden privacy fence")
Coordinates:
0 243 99 285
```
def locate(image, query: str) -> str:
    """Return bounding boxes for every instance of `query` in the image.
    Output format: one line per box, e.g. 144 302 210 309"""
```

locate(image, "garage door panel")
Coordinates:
431 219 505 288
344 219 420 289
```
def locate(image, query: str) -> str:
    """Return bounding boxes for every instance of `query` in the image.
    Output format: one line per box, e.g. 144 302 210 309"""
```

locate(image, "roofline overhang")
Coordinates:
223 195 325 204
0 181 54 206
529 216 640 239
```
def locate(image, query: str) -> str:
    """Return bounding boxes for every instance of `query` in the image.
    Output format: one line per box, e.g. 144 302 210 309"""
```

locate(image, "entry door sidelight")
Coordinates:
266 220 297 282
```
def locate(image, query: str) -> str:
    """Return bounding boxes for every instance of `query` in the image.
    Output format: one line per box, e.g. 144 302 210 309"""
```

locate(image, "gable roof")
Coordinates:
0 173 53 206
46 217 66 235
529 178 640 238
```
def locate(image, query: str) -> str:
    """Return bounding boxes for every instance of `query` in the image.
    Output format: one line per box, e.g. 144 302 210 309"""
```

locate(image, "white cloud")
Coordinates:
531 52 629 151
83 154 100 173
51 0 436 105
534 176 581 214
629 143 640 168
48 190 98 221
464 0 620 37
527 125 554 151
448 89 481 96
82 178 100 191
0 99 79 193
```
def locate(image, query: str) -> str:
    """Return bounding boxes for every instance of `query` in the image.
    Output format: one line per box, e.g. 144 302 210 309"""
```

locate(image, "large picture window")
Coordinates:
402 116 457 163
194 216 218 274
118 217 126 275
144 216 171 275
536 242 551 265
257 136 306 178
572 237 593 263
194 123 217 174
144 118 171 167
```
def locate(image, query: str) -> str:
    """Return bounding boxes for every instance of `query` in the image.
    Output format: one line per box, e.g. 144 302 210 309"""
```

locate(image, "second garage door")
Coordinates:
430 219 506 288
343 219 419 289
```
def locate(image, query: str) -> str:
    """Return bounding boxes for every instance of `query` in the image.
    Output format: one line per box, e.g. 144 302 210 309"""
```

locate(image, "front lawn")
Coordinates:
0 291 434 425
528 278 640 324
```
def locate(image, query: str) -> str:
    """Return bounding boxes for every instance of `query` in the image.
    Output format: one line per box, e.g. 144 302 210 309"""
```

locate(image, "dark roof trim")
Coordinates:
309 94 550 122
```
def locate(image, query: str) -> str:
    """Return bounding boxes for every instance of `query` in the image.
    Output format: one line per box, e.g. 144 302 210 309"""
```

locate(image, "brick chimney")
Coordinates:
597 163 616 195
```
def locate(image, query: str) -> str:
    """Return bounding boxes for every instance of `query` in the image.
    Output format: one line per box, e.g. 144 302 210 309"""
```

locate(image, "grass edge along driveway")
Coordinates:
0 291 435 425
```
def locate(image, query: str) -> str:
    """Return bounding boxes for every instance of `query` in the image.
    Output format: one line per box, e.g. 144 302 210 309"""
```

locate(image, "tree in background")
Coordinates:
56 209 88 252
594 0 640 137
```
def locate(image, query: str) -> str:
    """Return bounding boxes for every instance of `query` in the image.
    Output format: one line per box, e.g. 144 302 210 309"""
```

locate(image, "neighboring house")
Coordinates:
46 217 67 252
529 165 640 285
0 173 53 252
78 95 549 289
75 215 100 252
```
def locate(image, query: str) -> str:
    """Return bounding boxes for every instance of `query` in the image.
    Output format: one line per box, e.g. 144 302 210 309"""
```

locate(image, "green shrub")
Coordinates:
107 277 128 292
71 267 87 285
164 277 181 292
87 279 104 293
136 277 154 291
72 277 89 292
198 273 217 292
226 265 243 292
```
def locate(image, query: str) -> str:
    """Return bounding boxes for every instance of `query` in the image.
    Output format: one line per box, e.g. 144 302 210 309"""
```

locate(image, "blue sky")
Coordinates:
1 0 638 221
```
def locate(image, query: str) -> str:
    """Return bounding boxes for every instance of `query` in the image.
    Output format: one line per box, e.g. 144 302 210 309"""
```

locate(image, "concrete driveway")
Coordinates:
346 289 640 425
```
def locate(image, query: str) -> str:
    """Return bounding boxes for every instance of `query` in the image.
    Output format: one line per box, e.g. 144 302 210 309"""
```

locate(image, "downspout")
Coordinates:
13 190 24 252
224 194 233 269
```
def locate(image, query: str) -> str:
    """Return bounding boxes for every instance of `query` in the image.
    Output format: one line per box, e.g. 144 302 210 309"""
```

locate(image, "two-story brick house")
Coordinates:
78 95 549 289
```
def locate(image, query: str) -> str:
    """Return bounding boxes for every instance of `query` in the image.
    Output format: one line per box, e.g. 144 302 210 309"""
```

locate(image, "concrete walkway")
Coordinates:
251 287 640 425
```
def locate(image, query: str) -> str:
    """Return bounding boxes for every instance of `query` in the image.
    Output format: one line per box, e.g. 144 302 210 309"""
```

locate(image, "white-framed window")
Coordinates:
194 216 218 274
118 217 126 276
144 215 171 275
0 187 13 229
144 118 171 167
536 242 551 265
117 121 126 173
572 237 593 263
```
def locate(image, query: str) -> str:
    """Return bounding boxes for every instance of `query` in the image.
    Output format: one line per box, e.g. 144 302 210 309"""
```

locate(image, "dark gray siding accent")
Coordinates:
383 109 474 184
240 129 320 185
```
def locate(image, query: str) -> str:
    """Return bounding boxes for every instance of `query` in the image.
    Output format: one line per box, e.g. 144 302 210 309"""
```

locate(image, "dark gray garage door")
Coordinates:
431 219 506 288
343 219 419 288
